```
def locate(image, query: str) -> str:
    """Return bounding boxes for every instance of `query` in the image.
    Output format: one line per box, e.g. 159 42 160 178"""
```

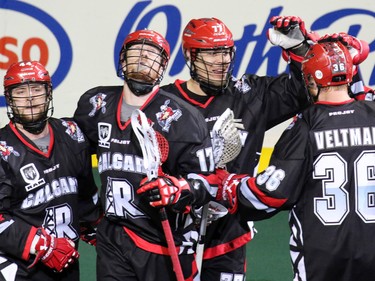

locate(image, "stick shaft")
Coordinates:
195 204 209 271
131 110 185 281
159 208 185 281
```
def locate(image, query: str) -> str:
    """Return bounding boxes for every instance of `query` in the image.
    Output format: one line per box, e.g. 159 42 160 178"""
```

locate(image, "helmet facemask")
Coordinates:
5 82 53 134
186 46 235 96
118 41 169 96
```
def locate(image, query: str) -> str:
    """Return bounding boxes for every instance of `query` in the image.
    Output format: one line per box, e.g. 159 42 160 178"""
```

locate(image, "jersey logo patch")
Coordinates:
89 93 107 117
98 122 111 148
62 120 85 142
155 100 182 132
0 141 20 161
233 76 251 93
286 113 302 130
21 163 46 192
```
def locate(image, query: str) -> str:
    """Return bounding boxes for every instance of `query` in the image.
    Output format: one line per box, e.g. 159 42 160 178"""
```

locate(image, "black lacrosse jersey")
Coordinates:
162 62 310 175
241 99 375 281
0 118 99 268
161 61 310 259
73 86 214 252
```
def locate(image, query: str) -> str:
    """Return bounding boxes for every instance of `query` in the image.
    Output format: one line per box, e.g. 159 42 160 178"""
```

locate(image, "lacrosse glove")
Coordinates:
80 220 100 246
28 228 79 272
268 15 319 62
318 32 369 65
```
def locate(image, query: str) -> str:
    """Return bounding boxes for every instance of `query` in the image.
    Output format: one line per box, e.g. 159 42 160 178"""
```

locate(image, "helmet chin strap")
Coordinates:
199 82 226 96
22 120 48 135
125 77 155 96
311 87 321 103
189 69 226 97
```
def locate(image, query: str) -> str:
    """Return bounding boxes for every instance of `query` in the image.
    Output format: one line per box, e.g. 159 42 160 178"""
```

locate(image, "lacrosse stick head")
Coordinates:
131 109 169 180
212 108 243 168
155 130 169 165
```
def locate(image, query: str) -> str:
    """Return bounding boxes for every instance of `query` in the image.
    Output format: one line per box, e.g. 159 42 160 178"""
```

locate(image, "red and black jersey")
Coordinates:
162 62 310 176
241 99 375 280
161 61 310 259
73 85 214 252
0 118 100 265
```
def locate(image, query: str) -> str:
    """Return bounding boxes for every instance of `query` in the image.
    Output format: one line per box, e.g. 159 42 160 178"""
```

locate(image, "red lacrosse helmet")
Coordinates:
122 29 170 60
4 61 52 90
182 18 236 96
117 29 170 96
3 61 53 134
302 41 353 88
182 18 234 51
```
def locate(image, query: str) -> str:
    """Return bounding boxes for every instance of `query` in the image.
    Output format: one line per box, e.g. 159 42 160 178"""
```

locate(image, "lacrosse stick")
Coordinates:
196 108 244 271
131 109 184 281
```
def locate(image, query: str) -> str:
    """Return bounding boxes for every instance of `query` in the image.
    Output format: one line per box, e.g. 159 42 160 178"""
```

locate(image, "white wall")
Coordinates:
1 0 374 147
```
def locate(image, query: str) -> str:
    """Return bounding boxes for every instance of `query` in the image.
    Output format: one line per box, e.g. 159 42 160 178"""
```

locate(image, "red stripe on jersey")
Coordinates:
9 122 54 157
123 226 180 256
174 80 214 108
22 226 38 261
202 232 251 260
248 177 287 208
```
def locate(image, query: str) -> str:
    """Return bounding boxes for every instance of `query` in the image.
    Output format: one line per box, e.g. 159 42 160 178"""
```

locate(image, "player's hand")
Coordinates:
318 32 369 65
80 221 99 246
28 228 79 272
138 175 193 209
215 169 246 213
268 16 308 49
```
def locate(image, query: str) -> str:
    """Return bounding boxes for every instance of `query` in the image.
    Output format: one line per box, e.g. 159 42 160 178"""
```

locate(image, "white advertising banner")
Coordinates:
1 0 374 146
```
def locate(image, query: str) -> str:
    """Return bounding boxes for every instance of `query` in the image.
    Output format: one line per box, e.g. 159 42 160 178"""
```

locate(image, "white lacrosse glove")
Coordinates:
267 16 308 49
267 16 319 62
212 108 244 168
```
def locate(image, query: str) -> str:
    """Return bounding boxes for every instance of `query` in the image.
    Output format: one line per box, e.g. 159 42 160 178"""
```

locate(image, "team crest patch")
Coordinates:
0 141 20 161
62 120 85 142
233 76 251 93
155 100 182 132
89 93 107 117
286 113 303 130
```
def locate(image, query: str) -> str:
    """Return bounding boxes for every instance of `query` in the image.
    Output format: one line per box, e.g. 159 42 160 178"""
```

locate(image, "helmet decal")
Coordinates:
302 41 353 88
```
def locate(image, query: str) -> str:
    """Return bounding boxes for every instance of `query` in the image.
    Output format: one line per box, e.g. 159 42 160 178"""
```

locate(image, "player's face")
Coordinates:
194 48 233 87
123 43 164 83
9 83 50 122
306 76 319 97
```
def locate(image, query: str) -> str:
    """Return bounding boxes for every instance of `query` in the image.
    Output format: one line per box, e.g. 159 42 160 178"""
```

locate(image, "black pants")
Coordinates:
96 218 198 281
200 245 246 281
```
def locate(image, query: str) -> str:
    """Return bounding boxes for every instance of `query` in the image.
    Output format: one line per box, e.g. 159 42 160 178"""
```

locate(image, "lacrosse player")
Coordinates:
0 61 101 280
73 29 215 281
215 38 375 281
160 16 318 280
